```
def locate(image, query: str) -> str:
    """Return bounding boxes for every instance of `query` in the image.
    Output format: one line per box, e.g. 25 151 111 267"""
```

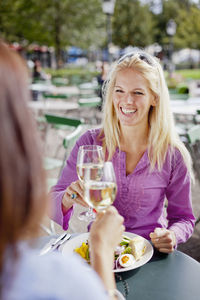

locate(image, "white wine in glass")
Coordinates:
76 163 103 182
76 145 104 221
84 162 117 212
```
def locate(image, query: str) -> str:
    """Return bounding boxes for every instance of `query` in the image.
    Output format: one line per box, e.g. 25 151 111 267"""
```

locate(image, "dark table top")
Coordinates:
36 235 200 300
116 249 200 300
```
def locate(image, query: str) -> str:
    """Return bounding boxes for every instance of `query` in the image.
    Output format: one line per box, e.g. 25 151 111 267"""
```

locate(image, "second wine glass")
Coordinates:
84 161 117 213
76 145 104 221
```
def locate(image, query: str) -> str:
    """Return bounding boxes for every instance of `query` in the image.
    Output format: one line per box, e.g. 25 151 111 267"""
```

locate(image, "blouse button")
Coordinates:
121 187 128 193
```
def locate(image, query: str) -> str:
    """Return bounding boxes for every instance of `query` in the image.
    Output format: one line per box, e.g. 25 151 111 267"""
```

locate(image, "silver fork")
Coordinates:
39 233 71 256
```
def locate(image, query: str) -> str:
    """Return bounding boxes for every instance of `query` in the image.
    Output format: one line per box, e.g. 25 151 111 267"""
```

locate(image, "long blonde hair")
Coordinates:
101 51 193 178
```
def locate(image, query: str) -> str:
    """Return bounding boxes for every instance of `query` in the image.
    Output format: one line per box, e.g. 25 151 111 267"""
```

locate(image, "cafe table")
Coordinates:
28 100 79 113
30 83 80 96
170 97 200 117
36 235 200 300
115 249 200 300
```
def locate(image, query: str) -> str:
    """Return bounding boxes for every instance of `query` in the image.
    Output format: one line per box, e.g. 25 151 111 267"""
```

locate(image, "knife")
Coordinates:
39 232 71 256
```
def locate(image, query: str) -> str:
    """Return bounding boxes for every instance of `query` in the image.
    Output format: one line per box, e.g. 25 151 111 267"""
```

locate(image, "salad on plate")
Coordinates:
74 234 146 270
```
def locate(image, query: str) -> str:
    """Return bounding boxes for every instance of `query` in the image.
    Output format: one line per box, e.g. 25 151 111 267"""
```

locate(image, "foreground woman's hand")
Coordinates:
90 206 125 254
62 180 89 210
150 228 176 253
89 207 125 293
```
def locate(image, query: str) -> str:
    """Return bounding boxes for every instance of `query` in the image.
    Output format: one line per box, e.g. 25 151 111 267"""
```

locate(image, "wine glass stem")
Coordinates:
87 207 93 216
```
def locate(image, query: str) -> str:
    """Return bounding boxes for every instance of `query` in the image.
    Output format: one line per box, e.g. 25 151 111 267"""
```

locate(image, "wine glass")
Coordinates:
76 145 104 221
84 161 117 213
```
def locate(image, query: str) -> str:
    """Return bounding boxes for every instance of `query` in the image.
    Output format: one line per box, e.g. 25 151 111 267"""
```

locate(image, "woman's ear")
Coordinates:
151 95 158 107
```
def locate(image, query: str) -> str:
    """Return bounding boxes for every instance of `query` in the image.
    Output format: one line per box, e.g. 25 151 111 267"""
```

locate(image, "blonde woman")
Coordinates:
51 50 195 253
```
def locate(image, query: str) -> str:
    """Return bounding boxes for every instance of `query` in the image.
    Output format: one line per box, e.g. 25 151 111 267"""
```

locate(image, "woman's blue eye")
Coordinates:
135 91 143 95
115 89 123 93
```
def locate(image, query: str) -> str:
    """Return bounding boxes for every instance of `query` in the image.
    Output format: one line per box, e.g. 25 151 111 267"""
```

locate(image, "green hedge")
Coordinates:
45 66 99 85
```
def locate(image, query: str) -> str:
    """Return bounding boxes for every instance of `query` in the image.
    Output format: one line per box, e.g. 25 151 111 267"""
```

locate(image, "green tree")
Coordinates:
153 0 180 48
38 0 105 67
112 0 156 48
0 0 47 43
153 0 200 50
175 6 200 50
0 0 105 68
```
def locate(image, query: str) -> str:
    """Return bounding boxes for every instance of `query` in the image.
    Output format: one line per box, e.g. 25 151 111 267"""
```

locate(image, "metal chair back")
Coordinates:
186 125 200 183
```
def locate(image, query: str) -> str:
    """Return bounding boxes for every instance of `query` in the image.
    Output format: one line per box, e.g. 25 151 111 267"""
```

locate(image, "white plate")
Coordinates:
61 232 154 273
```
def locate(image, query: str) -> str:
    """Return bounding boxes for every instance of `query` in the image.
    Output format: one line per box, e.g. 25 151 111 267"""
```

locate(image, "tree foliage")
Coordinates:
175 6 200 49
112 0 156 48
0 0 105 67
0 0 200 65
154 0 200 50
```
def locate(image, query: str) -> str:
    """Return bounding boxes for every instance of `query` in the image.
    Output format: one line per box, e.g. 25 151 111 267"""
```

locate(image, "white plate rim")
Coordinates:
61 231 154 273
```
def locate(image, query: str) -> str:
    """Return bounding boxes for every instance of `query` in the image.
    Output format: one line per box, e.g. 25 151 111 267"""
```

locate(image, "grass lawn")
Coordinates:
175 69 200 80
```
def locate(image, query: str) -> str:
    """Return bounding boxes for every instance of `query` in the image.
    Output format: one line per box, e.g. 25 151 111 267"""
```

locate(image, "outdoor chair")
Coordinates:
44 113 85 176
70 75 83 86
185 125 200 226
78 91 99 98
78 81 98 91
195 109 200 124
174 109 198 139
186 124 200 179
78 97 101 108
41 114 85 235
51 77 68 87
43 92 69 100
185 124 200 178
170 93 189 100
78 97 102 124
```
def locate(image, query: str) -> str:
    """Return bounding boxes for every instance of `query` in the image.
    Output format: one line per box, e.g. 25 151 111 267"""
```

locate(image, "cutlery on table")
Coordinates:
39 232 71 256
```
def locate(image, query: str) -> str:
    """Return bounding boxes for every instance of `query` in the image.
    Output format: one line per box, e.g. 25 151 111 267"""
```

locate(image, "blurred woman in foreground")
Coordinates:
0 41 125 300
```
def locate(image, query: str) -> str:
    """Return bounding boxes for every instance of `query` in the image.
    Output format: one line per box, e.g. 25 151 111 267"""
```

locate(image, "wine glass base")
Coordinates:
78 210 96 222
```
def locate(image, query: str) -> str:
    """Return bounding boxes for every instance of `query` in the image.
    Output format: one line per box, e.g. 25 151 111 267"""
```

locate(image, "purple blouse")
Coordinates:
50 128 195 245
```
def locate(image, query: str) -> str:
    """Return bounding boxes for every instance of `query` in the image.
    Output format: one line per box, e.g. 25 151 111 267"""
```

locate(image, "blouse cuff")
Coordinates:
62 206 73 230
168 224 184 246
107 289 125 300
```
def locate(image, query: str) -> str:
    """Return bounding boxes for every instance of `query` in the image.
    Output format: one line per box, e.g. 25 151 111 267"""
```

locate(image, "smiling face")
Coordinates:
113 68 156 129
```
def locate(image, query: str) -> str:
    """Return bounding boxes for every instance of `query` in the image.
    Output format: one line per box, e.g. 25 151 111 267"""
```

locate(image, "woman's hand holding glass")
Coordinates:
62 145 104 215
62 180 88 210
